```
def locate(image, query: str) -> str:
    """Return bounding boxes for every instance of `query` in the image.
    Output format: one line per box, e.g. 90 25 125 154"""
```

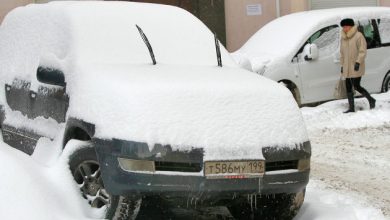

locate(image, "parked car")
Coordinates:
233 7 390 105
0 2 311 219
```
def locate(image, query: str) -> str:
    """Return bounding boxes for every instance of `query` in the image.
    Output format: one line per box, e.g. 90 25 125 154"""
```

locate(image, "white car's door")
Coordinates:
297 25 341 103
359 18 389 93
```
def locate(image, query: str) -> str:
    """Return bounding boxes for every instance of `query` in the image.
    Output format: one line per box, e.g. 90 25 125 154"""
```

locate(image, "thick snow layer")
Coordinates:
234 7 390 68
0 1 236 84
0 140 99 220
0 2 308 161
70 64 307 161
296 180 386 220
3 108 64 139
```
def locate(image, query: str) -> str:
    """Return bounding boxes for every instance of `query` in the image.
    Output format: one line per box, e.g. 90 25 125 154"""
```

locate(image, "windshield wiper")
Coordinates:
136 24 156 65
214 33 222 67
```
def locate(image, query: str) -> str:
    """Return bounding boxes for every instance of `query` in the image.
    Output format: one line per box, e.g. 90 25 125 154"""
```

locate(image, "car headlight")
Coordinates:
118 158 155 172
297 158 310 171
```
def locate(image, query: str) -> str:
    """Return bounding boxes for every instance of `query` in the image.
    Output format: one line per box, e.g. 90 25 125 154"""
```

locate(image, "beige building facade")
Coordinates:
0 0 33 22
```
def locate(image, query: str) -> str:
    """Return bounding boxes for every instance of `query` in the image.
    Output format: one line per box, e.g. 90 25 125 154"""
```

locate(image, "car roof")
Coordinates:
0 1 236 83
238 7 390 61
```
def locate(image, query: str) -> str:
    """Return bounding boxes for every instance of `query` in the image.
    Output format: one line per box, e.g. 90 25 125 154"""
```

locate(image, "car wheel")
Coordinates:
227 190 305 220
68 141 142 220
280 81 301 106
382 73 390 92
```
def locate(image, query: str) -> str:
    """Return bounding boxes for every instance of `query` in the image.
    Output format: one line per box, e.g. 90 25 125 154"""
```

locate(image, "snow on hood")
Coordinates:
235 7 390 68
70 64 308 161
0 2 308 161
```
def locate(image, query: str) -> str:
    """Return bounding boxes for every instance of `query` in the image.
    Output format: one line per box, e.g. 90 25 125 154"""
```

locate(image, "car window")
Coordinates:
357 19 380 49
298 25 340 58
377 18 390 44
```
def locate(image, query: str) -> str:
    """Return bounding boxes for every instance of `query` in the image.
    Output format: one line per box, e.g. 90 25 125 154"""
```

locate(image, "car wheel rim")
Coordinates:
73 160 111 209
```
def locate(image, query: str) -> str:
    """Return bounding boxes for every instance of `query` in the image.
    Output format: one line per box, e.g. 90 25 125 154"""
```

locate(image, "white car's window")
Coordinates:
310 25 340 58
378 18 390 44
357 19 381 49
298 25 340 59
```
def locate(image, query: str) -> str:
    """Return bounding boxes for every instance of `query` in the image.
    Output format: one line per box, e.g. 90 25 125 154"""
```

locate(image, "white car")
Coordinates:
0 2 310 219
233 7 390 105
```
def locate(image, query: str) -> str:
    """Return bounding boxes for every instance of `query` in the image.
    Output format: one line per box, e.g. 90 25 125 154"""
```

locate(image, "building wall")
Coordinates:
225 0 277 52
0 0 32 23
380 0 390 6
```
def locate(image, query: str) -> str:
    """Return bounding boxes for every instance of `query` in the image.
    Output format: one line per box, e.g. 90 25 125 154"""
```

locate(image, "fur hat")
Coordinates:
340 18 355 27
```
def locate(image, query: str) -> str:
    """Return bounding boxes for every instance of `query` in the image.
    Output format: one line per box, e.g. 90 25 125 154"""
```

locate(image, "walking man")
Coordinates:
340 18 376 113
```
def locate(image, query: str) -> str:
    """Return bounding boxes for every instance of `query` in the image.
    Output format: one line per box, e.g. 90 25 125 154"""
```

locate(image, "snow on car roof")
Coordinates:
0 2 309 161
0 1 236 83
237 7 390 61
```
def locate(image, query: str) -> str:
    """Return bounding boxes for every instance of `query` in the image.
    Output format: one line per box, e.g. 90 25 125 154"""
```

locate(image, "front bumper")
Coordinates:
94 138 310 197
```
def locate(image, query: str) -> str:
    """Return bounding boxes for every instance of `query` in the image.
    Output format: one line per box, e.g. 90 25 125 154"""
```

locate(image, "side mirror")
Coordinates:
303 43 319 61
37 66 66 87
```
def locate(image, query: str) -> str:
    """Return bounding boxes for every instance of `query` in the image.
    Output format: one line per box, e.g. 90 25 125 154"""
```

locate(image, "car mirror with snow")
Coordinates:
303 43 319 61
37 66 66 87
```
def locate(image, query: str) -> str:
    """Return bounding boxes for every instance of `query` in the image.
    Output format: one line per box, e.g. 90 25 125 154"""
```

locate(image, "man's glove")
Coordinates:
354 62 360 71
341 67 343 73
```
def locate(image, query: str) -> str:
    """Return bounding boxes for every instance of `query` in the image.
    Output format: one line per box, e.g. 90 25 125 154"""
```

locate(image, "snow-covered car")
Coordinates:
0 2 311 219
233 7 390 105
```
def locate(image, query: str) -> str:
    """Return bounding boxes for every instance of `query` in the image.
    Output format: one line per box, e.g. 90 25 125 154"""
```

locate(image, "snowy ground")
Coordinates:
301 92 390 220
0 92 389 220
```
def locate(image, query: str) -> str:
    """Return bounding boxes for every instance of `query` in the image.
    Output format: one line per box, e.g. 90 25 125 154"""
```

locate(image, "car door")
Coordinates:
358 18 387 93
2 67 69 155
297 25 341 103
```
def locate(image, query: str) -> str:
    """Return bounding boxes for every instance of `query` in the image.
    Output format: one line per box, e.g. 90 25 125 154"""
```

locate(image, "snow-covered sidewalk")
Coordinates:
301 92 390 219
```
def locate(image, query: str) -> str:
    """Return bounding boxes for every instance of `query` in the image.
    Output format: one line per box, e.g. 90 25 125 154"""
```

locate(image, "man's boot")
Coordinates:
360 89 376 109
344 92 355 113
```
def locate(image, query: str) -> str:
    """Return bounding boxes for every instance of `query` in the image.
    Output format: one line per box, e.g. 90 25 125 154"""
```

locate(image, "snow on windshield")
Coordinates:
0 1 236 84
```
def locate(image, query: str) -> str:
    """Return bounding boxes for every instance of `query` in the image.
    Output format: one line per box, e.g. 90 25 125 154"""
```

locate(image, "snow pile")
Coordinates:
296 180 386 220
0 140 98 220
0 2 309 161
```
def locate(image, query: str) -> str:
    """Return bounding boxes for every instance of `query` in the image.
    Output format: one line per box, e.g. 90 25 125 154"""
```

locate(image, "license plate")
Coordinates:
204 160 265 179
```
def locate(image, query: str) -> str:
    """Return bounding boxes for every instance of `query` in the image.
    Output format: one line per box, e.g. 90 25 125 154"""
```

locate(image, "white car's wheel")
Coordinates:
382 73 390 92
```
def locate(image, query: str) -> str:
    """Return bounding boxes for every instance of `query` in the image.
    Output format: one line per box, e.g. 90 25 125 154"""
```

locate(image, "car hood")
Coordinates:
67 63 308 161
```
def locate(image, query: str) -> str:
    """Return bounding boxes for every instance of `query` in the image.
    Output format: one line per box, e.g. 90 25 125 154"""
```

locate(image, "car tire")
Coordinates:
382 72 390 92
281 81 301 106
227 190 305 220
68 141 142 220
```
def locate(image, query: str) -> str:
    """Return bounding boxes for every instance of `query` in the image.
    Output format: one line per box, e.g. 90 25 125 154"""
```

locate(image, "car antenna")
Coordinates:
214 33 222 67
136 24 156 65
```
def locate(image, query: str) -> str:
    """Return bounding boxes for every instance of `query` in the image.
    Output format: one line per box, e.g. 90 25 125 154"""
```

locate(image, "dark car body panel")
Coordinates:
95 137 311 198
